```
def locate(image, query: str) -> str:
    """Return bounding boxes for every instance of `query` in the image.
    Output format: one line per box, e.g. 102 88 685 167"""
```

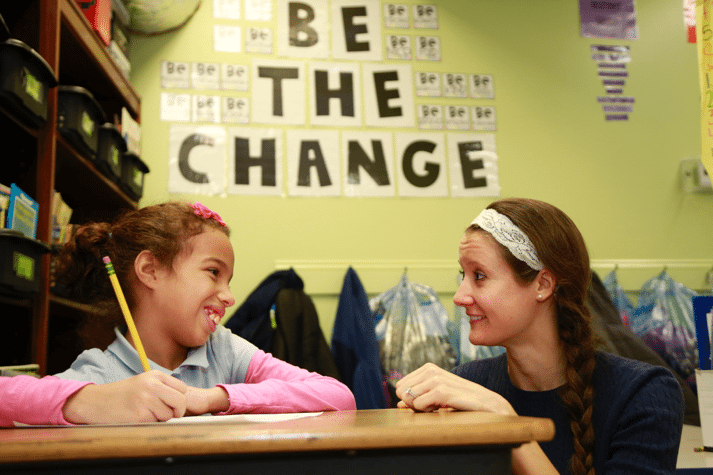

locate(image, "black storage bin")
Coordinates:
57 85 106 159
0 229 50 295
0 39 57 129
120 152 150 200
96 123 126 182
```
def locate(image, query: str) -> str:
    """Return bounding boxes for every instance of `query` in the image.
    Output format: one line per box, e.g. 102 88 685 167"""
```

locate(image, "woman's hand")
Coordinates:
394 363 515 415
62 370 188 424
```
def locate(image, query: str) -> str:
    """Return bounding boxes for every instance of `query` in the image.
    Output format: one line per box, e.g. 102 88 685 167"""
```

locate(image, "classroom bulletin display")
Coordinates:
697 0 713 181
160 0 500 198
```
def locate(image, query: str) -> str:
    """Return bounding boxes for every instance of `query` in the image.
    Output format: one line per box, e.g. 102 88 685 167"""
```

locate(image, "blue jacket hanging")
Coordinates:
331 267 388 409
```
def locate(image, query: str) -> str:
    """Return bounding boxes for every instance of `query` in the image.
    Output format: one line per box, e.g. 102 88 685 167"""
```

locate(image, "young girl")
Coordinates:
394 198 684 475
42 201 354 424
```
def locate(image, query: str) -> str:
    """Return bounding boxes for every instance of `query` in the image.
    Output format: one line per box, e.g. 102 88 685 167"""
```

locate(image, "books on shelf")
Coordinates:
0 183 9 228
121 107 141 156
52 190 74 245
6 183 39 239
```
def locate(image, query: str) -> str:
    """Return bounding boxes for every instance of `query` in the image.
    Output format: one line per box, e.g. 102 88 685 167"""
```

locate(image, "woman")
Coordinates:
395 198 683 475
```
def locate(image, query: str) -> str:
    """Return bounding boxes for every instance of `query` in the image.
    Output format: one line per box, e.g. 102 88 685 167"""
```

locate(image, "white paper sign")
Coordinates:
221 64 249 91
471 106 496 131
383 3 409 28
443 73 468 98
470 74 495 99
169 125 226 195
395 132 447 197
214 0 240 19
413 4 438 29
191 62 220 90
417 104 443 130
445 105 469 130
214 25 242 53
227 127 283 196
246 27 273 54
222 96 250 123
160 93 191 122
448 133 499 197
161 61 190 89
386 35 412 60
342 131 395 197
415 35 440 61
192 95 221 123
414 71 441 97
286 129 341 196
696 369 713 447
246 0 273 21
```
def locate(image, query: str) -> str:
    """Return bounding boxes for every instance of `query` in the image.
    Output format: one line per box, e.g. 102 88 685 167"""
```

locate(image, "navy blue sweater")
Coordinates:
453 352 684 474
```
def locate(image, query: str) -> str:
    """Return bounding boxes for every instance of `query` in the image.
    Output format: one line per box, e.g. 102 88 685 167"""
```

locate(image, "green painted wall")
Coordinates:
128 0 711 337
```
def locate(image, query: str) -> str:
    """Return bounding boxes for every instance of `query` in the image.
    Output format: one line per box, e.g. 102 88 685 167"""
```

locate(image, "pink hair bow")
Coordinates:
191 202 226 227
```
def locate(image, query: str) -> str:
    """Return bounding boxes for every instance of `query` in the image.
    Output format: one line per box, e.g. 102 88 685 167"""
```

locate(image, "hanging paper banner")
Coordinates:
286 129 342 197
251 59 306 125
696 0 713 179
447 133 499 197
342 131 396 197
309 61 362 127
168 125 226 195
394 132 447 197
227 127 283 196
331 0 383 61
277 0 329 58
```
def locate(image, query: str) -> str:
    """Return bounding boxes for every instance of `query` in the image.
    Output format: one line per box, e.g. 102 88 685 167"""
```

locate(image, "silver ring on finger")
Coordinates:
405 387 419 399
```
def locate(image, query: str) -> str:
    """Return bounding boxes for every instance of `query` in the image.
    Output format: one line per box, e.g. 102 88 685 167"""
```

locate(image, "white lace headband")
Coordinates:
471 209 543 271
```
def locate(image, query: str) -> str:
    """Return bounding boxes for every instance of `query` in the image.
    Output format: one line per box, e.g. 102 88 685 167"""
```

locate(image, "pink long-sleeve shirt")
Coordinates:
1 347 355 426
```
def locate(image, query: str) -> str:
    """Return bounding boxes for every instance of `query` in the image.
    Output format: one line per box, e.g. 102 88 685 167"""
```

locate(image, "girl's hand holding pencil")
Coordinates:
62 371 189 424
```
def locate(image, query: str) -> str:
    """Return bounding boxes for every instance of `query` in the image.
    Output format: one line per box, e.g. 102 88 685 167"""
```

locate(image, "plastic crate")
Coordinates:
96 123 126 182
120 152 150 200
0 39 57 129
0 229 50 295
57 85 106 159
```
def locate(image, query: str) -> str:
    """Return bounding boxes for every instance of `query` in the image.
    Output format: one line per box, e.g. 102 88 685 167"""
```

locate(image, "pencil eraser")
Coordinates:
103 256 111 264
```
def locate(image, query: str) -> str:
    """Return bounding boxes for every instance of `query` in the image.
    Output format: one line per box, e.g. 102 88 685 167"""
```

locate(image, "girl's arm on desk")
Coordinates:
215 350 356 414
0 375 91 426
1 372 190 426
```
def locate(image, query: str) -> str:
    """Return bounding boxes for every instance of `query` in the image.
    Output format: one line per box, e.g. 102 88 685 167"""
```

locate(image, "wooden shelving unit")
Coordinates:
0 0 140 375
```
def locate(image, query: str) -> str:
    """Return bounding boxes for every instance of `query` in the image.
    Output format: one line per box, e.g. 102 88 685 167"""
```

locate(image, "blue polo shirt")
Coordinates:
54 325 257 388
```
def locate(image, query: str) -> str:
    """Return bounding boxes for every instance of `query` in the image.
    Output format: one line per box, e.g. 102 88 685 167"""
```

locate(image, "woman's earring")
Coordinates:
538 294 542 300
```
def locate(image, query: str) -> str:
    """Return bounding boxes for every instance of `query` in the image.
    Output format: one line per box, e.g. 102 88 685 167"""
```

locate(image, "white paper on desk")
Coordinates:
14 412 322 428
165 412 322 424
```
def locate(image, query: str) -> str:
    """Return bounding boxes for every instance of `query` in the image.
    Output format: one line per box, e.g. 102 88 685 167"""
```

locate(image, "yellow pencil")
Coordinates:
103 256 151 372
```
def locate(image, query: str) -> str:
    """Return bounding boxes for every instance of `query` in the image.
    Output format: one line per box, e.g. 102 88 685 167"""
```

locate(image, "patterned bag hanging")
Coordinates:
602 269 635 328
371 273 457 387
630 269 699 387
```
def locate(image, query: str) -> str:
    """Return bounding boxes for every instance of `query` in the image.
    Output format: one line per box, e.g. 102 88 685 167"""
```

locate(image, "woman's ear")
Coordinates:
134 250 161 289
536 269 557 301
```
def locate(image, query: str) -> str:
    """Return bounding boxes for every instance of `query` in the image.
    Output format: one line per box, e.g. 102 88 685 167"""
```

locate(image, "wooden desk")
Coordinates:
0 409 554 475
